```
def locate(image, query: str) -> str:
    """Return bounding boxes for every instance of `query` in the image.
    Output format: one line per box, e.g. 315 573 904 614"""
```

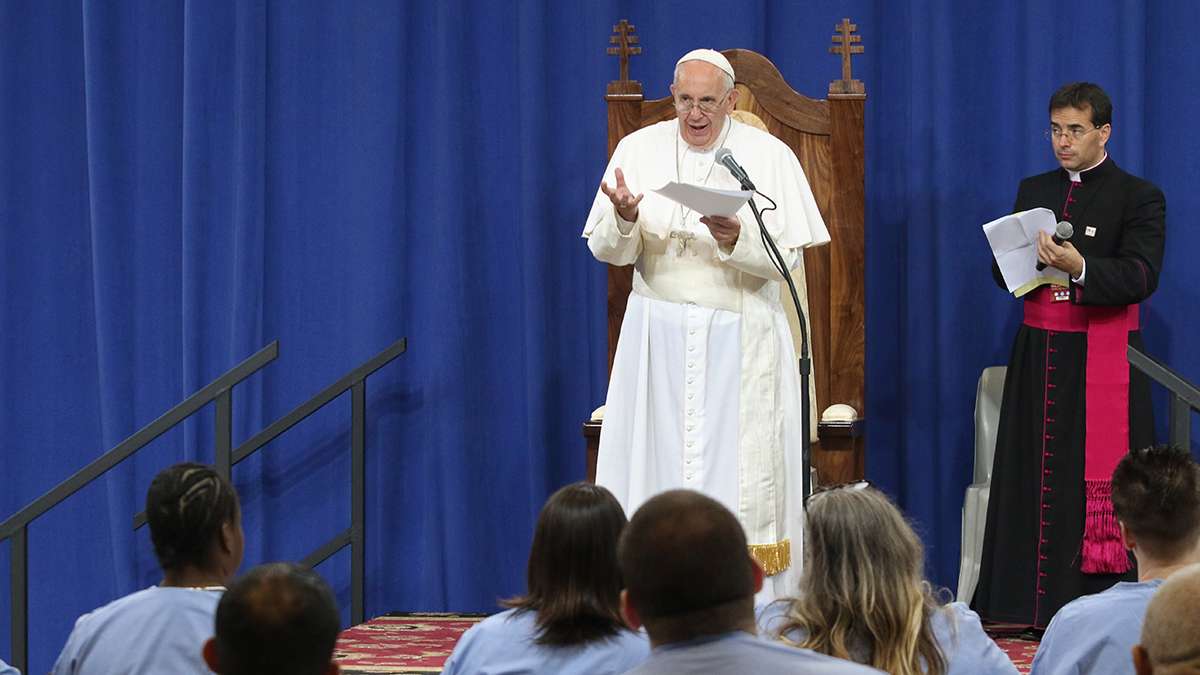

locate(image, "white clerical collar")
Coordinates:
1067 153 1107 182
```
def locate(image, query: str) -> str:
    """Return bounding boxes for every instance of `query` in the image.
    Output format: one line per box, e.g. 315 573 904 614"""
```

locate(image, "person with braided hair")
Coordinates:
52 462 244 675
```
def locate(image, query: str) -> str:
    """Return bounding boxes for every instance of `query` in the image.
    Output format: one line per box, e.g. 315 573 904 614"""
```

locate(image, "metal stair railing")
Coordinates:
1 336 407 673
1129 345 1200 449
0 341 279 672
130 337 407 625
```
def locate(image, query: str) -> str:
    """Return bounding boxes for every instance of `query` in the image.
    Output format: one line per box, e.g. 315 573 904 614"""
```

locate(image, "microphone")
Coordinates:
715 148 756 191
1036 221 1074 271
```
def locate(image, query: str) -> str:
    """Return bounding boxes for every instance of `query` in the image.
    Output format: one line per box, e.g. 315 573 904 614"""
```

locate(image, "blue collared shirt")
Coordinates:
51 586 222 675
442 608 650 675
626 630 882 675
1032 579 1163 675
758 600 1017 675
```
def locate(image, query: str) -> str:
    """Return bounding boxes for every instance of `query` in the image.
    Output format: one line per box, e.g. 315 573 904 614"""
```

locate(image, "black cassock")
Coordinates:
973 156 1165 627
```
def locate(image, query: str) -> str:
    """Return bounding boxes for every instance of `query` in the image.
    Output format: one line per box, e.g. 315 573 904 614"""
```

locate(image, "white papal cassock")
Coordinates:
583 118 829 601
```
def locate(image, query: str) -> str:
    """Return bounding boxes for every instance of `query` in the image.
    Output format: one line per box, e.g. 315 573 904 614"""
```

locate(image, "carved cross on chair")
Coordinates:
829 17 865 95
606 19 643 97
608 19 641 83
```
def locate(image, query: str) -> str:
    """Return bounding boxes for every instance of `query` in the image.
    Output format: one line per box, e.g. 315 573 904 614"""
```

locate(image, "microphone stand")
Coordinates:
744 193 814 503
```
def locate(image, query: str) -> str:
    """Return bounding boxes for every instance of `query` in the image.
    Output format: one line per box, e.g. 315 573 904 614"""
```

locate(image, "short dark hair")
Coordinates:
618 490 754 621
146 463 239 572
214 563 340 675
503 482 629 645
1112 445 1200 560
1049 82 1112 127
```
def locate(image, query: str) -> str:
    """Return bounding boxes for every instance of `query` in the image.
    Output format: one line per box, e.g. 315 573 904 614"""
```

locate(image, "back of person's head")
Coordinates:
779 484 946 675
618 490 758 642
204 563 340 675
146 462 241 576
503 481 629 645
1112 445 1200 563
1048 81 1113 127
1133 563 1200 675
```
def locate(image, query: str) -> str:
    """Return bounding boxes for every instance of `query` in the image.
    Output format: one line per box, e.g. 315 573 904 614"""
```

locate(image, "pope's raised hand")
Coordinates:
600 168 644 223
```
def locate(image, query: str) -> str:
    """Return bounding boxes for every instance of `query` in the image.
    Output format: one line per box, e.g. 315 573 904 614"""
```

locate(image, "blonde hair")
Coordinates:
775 487 947 675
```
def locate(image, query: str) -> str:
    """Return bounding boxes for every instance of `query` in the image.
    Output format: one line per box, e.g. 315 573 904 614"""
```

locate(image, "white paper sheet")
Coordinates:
653 181 752 217
982 207 1069 296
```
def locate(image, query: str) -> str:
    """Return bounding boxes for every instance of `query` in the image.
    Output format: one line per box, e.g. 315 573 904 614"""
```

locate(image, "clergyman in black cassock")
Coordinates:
973 82 1165 628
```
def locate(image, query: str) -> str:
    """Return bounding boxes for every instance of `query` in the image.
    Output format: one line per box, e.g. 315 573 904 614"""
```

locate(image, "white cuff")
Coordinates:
615 208 637 236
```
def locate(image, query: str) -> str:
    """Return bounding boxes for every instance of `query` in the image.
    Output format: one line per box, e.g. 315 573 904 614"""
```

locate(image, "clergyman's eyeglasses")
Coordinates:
1045 125 1103 141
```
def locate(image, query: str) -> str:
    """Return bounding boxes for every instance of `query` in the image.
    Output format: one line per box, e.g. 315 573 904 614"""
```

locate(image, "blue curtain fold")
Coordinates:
2 1 1199 670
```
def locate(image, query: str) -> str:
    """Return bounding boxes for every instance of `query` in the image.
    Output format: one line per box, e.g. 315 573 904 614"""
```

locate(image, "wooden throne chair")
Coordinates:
584 19 867 488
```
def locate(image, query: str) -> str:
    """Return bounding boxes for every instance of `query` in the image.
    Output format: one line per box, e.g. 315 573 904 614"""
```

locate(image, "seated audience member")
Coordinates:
202 562 341 675
619 489 880 674
442 482 649 675
1133 563 1200 675
52 463 243 674
1033 445 1200 675
760 484 1016 675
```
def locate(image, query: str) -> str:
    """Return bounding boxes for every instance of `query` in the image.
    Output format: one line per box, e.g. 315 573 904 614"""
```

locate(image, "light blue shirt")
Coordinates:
51 586 222 675
0 659 17 675
625 630 881 674
441 608 650 675
1032 579 1163 675
758 601 1017 675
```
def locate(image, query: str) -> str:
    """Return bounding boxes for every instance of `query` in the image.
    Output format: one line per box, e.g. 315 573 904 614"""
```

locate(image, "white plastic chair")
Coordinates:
956 366 1007 603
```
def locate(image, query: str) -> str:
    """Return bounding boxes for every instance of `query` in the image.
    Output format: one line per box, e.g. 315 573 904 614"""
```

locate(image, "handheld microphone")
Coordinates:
1036 221 1074 271
715 148 756 191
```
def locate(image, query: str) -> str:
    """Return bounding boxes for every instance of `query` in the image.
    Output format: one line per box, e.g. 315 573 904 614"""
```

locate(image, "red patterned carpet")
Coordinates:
335 613 485 674
994 637 1039 673
335 613 1037 674
985 621 1041 674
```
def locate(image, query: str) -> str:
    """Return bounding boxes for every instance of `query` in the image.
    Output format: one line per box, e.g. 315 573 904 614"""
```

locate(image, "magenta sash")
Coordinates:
1023 286 1138 574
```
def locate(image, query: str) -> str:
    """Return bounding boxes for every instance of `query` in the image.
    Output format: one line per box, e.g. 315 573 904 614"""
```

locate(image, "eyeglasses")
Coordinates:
1045 125 1103 141
804 479 871 507
674 91 731 115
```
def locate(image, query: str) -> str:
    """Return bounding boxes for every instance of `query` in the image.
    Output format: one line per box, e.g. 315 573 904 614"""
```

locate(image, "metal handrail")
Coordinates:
230 338 406 626
1129 345 1200 449
128 337 407 624
2 336 407 673
1 341 279 672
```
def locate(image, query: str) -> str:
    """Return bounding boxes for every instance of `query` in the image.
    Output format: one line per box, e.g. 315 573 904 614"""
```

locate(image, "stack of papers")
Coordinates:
653 182 752 217
982 207 1069 297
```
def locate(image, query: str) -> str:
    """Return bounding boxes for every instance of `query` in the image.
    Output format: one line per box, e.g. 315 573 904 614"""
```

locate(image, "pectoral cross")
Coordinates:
670 230 697 256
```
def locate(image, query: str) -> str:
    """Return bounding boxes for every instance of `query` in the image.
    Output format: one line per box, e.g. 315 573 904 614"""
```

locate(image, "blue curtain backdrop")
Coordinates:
2 0 1198 669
